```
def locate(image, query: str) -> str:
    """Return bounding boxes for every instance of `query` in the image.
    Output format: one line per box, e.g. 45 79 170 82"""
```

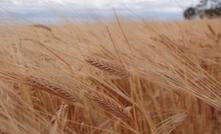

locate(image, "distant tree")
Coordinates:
184 7 196 19
184 0 221 19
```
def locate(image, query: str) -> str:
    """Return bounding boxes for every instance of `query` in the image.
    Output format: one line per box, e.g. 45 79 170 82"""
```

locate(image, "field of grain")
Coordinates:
0 19 220 134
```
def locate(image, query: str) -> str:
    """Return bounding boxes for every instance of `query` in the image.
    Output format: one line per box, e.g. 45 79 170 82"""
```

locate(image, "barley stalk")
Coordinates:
25 76 83 107
84 90 133 121
32 24 52 32
207 24 215 36
85 56 129 78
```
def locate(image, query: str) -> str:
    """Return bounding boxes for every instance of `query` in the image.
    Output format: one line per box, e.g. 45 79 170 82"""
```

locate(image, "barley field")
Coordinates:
0 19 220 134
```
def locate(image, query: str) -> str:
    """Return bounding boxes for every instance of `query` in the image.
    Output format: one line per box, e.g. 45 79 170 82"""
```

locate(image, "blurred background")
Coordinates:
0 0 200 24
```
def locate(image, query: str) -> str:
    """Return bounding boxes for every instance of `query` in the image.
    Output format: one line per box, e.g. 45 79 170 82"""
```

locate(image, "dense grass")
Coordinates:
0 19 220 134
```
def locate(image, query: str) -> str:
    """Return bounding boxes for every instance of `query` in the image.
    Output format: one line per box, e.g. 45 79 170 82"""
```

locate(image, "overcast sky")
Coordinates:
0 0 199 23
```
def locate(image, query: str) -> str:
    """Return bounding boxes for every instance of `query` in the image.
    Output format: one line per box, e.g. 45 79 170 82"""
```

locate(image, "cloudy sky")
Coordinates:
0 0 199 23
